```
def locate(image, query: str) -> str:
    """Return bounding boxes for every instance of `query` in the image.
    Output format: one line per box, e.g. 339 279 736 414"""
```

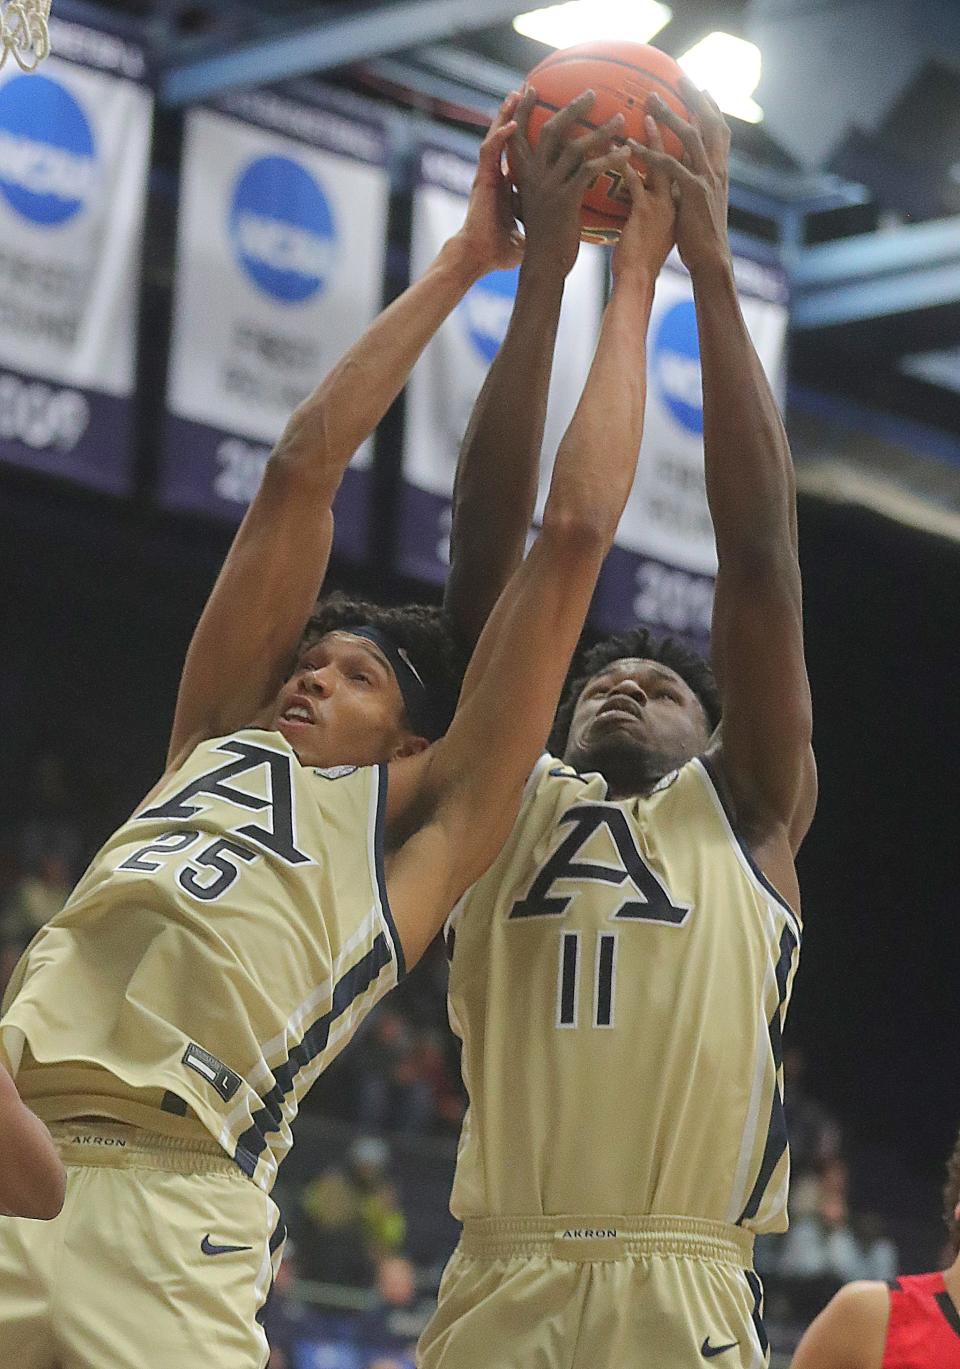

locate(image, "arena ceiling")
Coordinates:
51 0 960 449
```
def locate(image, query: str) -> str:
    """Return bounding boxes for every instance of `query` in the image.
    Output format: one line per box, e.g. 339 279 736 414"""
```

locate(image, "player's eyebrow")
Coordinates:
300 635 390 680
335 635 393 679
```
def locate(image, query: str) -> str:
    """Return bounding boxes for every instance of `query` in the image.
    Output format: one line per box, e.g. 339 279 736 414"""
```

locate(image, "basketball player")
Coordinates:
790 1129 960 1368
0 1059 64 1220
417 81 816 1369
0 98 674 1366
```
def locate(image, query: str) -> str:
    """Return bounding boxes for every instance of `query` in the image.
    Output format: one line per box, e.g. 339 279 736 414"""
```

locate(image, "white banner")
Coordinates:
594 251 788 648
398 142 607 583
0 43 151 492
162 94 391 557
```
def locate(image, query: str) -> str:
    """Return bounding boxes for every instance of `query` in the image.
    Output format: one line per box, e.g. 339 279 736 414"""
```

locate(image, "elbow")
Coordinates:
33 1180 66 1222
538 507 614 564
17 1167 65 1221
268 405 340 495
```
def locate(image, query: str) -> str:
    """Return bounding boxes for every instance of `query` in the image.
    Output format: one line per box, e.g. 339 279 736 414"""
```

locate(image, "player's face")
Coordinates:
271 632 426 769
563 658 710 794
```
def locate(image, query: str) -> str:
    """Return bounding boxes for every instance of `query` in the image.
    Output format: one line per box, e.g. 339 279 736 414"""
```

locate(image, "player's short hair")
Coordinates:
943 1126 960 1256
300 594 469 741
550 627 722 754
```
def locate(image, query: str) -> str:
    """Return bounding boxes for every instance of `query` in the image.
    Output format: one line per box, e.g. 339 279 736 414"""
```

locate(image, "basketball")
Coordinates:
508 41 693 243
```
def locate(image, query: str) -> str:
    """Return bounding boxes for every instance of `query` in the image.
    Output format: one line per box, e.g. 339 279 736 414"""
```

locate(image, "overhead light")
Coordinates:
901 346 960 393
678 32 763 124
513 1 672 50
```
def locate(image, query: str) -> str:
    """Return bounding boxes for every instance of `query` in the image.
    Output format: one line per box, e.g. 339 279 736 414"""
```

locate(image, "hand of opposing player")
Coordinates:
509 87 631 277
611 118 677 282
455 92 526 276
632 77 733 277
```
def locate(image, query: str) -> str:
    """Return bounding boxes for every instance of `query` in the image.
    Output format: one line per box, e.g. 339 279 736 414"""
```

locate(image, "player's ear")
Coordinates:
954 1200 960 1224
392 732 430 761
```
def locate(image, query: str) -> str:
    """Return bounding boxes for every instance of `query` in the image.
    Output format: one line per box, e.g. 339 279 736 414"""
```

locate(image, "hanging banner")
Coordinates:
161 90 390 560
593 251 788 653
398 142 607 585
0 27 151 494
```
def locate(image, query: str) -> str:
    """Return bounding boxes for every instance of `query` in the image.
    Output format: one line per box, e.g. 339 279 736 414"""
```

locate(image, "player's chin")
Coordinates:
275 716 322 762
577 728 651 778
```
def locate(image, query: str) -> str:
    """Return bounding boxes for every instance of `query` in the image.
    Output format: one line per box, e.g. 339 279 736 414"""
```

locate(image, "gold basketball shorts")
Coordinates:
417 1215 769 1369
0 1122 285 1369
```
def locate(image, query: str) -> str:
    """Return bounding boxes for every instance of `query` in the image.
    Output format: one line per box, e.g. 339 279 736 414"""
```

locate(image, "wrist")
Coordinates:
687 249 736 293
439 233 487 289
610 261 657 295
518 248 569 294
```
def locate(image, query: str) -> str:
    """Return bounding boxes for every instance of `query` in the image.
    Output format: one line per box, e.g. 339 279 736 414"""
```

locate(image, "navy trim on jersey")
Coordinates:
744 1269 769 1355
698 754 798 924
255 1212 288 1327
234 933 394 1174
375 763 406 980
738 924 796 1224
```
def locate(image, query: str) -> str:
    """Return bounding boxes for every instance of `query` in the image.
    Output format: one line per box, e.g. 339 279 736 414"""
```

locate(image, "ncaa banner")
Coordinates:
398 142 606 585
0 28 151 494
593 252 788 653
162 91 390 560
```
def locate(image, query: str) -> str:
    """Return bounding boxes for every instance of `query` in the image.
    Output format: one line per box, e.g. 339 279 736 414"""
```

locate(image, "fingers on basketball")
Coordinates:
561 113 625 179
540 89 597 163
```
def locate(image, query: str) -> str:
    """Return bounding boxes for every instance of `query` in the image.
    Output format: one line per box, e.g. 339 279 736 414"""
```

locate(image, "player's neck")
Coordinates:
942 1255 960 1303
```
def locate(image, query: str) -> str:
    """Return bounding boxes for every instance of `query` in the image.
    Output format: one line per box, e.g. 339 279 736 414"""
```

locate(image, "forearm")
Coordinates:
0 1072 65 1220
545 266 656 540
276 236 482 483
693 260 799 571
445 254 566 643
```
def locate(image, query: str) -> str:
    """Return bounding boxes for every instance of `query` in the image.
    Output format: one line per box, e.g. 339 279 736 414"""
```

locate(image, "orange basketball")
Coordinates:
507 41 693 244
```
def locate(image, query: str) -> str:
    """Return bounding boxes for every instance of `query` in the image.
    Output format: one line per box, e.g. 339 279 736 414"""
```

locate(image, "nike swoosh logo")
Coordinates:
701 1338 739 1360
200 1234 253 1256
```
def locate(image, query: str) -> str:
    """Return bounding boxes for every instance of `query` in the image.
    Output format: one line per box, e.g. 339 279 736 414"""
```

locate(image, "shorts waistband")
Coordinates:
458 1215 755 1266
50 1122 242 1178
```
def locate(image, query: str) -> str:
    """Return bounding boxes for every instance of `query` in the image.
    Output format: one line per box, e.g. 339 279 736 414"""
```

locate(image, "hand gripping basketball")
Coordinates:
631 77 734 276
507 41 694 244
509 87 631 275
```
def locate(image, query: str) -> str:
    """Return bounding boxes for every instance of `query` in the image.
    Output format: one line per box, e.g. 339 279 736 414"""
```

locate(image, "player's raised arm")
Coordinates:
386 146 676 966
166 97 524 770
444 90 628 647
0 1059 65 1220
640 83 816 889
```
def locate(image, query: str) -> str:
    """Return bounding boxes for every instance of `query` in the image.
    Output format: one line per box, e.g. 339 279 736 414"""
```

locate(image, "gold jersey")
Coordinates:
0 730 403 1193
445 754 801 1235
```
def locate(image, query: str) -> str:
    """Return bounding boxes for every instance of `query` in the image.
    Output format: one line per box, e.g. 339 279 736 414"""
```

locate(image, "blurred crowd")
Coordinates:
0 750 934 1368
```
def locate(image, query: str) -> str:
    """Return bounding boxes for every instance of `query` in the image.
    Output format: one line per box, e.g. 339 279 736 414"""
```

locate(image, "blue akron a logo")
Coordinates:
230 155 337 305
0 73 97 226
653 298 704 436
461 266 519 364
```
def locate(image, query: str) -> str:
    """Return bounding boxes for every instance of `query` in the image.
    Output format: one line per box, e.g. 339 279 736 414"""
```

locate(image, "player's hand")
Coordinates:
455 92 526 276
631 77 733 277
611 119 677 282
509 87 631 277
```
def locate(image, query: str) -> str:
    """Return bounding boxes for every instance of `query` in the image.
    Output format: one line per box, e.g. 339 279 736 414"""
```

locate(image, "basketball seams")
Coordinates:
529 52 694 117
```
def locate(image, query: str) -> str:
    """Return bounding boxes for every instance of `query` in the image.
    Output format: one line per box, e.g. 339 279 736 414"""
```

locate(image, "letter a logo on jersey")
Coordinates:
510 803 690 924
139 740 312 865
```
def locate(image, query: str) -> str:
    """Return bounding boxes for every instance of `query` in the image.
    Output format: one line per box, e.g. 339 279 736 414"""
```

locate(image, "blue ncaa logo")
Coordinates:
230 155 336 304
653 299 703 435
461 266 519 364
0 73 97 226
